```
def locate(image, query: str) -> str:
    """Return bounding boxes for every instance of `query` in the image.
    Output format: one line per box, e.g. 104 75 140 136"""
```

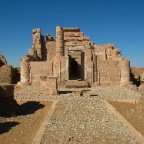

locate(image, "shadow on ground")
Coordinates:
0 101 45 117
0 122 19 134
58 90 74 95
17 101 45 115
0 101 45 134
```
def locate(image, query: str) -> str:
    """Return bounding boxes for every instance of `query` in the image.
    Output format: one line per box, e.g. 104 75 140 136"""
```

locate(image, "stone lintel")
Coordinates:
64 36 89 41
64 32 84 37
68 46 84 51
63 28 80 32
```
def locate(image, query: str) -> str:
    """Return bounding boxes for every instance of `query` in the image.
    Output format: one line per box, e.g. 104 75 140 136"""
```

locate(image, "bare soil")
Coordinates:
109 101 144 136
0 100 53 144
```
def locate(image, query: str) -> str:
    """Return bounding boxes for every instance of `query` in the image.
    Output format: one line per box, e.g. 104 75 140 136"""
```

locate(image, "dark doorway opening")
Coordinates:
69 56 81 80
71 60 77 76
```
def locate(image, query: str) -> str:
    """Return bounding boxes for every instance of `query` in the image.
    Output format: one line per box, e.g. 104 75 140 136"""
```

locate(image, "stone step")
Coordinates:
65 80 90 88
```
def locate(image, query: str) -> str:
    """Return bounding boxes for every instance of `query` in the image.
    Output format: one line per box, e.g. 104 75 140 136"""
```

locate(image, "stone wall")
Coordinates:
97 60 121 85
46 41 56 61
30 61 53 85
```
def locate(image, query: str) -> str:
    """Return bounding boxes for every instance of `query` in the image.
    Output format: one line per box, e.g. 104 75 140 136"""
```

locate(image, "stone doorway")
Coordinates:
69 56 80 80
68 51 84 80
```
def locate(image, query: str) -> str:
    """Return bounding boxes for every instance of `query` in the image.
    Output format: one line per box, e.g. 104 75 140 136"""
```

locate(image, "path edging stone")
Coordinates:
32 100 58 144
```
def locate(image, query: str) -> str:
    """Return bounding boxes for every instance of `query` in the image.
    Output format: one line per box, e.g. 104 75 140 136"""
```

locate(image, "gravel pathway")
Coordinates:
14 86 141 101
14 86 142 144
41 98 140 144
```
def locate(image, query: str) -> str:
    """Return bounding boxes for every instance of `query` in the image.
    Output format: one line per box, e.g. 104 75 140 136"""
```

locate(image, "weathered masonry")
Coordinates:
20 26 130 89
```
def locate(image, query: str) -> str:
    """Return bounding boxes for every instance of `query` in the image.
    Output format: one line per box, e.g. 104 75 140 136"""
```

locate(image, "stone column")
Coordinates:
20 56 30 84
120 58 130 86
56 26 64 56
93 55 97 82
81 51 85 80
85 47 93 83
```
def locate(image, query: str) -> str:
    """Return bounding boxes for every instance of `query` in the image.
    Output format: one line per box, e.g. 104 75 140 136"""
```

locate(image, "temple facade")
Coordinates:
20 26 130 90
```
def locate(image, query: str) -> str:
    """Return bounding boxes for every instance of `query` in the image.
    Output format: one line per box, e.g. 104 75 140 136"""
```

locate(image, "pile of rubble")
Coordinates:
0 52 20 84
0 52 19 116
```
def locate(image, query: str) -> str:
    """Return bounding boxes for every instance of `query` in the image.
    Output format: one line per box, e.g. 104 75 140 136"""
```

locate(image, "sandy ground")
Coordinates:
109 101 144 136
0 101 53 144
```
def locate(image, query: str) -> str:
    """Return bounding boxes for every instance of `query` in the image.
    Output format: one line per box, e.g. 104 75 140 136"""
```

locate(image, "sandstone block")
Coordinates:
82 91 91 97
0 65 14 83
72 91 81 96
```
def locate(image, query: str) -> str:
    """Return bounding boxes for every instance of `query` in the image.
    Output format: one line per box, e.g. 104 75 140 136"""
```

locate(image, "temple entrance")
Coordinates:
69 56 81 80
68 51 84 80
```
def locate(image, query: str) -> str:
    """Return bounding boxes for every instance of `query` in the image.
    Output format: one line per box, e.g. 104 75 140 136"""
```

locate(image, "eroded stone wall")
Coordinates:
46 41 56 61
29 29 45 60
97 60 121 85
30 61 53 85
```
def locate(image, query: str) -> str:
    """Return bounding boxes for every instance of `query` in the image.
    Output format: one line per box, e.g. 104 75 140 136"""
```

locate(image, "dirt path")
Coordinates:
109 101 144 136
0 101 53 144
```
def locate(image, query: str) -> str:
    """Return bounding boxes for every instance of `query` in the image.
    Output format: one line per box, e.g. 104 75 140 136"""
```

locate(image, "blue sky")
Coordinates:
0 0 143 67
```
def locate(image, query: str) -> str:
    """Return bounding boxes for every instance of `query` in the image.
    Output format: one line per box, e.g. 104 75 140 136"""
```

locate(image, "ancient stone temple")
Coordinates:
20 26 130 90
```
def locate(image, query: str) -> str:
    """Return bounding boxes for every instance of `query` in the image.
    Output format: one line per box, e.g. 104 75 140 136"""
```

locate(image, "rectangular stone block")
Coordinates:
82 91 91 97
72 91 81 96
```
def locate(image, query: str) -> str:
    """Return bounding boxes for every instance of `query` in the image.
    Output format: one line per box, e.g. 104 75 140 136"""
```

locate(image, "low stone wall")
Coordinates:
0 84 19 116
